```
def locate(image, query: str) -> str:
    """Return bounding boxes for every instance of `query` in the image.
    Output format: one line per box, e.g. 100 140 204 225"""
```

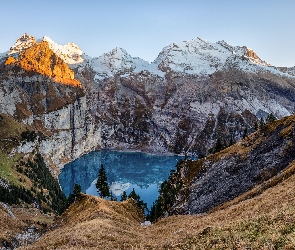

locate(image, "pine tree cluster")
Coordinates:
148 159 184 222
124 188 147 214
1 153 68 215
23 153 67 214
0 183 34 205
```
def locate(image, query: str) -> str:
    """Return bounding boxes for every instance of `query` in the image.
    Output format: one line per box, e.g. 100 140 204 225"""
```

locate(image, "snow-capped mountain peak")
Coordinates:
151 37 286 77
217 40 270 66
5 34 294 80
8 34 83 65
39 36 84 65
105 47 135 69
90 47 135 79
90 47 165 80
153 37 233 75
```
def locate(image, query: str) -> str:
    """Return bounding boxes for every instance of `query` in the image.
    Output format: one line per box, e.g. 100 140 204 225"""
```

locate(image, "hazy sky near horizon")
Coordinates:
1 0 295 66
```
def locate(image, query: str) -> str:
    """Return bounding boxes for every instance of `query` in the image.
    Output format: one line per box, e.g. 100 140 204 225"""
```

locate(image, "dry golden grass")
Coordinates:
19 164 295 249
210 114 295 163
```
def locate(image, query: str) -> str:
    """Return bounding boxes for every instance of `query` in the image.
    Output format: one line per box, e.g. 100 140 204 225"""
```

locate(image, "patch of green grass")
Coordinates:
0 151 21 185
0 114 28 153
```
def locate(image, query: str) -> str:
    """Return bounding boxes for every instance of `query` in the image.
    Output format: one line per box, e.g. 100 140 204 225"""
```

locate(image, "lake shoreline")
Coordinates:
59 150 188 208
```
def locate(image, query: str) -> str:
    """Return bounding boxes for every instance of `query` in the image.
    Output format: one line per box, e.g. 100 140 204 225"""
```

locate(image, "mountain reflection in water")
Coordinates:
59 150 184 209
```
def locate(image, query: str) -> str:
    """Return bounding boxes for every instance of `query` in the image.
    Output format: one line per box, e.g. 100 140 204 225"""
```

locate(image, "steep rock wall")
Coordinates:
79 68 295 156
170 114 295 215
38 96 101 174
17 95 101 175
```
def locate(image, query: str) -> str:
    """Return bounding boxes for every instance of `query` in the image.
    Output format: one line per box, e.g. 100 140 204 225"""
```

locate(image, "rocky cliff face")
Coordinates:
0 36 101 174
1 34 295 173
16 95 101 174
73 36 295 156
169 114 295 215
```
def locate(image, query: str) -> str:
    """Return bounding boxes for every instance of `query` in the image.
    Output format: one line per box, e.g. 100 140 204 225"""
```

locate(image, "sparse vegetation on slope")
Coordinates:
166 113 295 215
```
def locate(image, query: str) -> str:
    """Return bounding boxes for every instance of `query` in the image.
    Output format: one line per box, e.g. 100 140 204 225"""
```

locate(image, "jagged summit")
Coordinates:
4 39 81 88
216 40 270 66
3 34 295 81
87 37 290 80
9 33 36 54
8 34 84 65
90 47 164 80
90 47 135 79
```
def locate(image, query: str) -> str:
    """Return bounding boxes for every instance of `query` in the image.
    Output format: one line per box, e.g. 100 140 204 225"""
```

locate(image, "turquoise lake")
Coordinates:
59 150 185 209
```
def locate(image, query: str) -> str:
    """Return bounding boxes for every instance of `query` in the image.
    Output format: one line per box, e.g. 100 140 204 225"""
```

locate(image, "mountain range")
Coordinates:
1 33 295 248
1 33 295 174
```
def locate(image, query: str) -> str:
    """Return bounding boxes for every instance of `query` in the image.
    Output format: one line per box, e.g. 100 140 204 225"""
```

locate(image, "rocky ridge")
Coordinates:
5 40 81 88
0 35 100 173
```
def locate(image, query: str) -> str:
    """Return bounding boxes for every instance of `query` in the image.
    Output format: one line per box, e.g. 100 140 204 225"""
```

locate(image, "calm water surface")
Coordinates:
59 150 185 209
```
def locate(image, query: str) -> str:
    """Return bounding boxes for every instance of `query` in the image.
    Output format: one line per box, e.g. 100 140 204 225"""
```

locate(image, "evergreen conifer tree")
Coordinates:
110 192 117 201
229 136 235 146
120 191 128 201
254 122 259 130
266 113 277 123
214 137 223 153
128 188 147 213
96 164 110 198
67 183 82 204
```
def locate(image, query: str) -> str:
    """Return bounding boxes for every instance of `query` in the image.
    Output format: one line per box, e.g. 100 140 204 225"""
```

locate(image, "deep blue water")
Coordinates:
59 150 185 209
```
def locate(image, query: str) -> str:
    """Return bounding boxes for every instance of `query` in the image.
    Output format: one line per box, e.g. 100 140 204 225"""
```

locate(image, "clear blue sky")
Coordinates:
1 0 295 66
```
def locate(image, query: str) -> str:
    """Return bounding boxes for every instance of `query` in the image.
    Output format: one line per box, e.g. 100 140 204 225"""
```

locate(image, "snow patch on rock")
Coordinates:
190 101 221 117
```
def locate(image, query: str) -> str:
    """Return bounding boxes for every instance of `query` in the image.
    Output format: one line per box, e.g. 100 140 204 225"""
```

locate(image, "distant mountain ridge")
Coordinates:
3 33 294 79
0 33 295 172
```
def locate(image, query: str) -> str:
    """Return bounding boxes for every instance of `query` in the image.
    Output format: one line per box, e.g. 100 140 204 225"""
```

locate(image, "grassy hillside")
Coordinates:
0 113 69 248
1 103 295 248
19 159 295 249
0 113 32 189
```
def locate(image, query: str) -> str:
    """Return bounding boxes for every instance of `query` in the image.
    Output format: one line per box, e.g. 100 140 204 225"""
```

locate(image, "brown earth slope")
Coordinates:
169 113 295 215
19 159 295 249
